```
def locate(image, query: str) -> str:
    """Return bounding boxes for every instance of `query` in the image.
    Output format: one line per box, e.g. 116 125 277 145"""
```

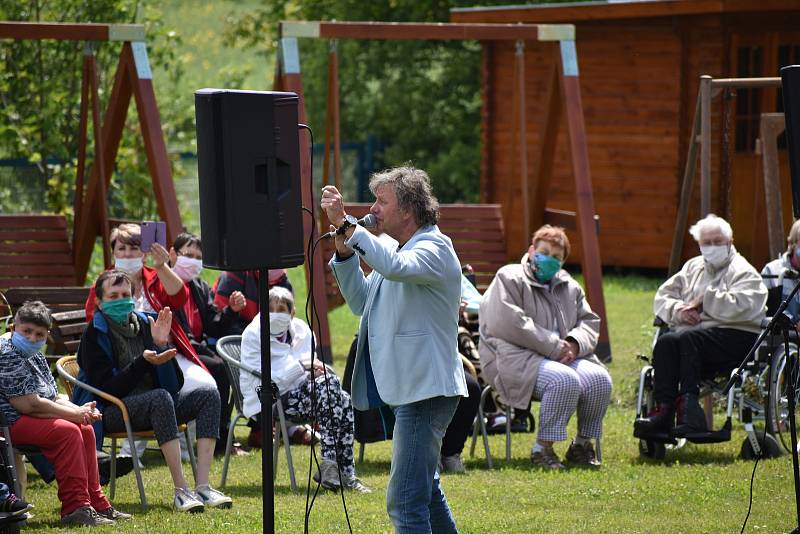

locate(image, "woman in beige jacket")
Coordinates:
635 214 767 439
479 225 611 470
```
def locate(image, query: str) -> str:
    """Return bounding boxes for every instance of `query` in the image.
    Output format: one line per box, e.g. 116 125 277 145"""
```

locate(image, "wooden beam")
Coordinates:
759 113 787 259
479 42 493 204
530 56 562 232
73 43 134 282
558 39 611 361
515 40 530 245
72 46 91 260
128 41 183 243
700 75 712 216
669 93 702 275
0 22 144 42
88 47 111 270
277 36 334 365
281 21 574 42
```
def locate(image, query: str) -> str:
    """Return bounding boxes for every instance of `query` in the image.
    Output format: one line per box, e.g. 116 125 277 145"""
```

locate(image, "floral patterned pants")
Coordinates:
281 373 356 477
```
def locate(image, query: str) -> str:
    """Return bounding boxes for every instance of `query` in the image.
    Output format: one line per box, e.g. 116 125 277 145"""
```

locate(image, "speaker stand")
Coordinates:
259 268 274 533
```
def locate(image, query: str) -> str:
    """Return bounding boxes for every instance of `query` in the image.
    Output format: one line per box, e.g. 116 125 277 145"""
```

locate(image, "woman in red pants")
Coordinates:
0 301 130 527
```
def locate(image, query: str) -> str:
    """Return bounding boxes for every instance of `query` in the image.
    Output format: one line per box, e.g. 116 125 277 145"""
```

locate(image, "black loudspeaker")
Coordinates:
781 65 800 219
194 89 305 270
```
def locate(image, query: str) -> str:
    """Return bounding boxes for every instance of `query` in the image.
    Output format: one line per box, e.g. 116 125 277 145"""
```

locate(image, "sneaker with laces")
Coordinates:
196 485 233 509
441 453 466 474
342 475 372 494
565 440 601 467
173 487 204 513
0 494 32 517
60 505 116 526
530 447 565 470
96 506 132 521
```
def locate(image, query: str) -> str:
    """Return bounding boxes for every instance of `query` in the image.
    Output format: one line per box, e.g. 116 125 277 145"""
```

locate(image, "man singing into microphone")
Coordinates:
322 166 467 533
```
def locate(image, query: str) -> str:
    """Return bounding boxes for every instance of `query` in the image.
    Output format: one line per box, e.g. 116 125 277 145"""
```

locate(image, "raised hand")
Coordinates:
143 348 177 366
320 185 346 227
149 242 171 269
149 307 173 346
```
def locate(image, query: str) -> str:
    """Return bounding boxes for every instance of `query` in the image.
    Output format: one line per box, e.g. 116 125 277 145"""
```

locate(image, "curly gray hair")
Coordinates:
369 166 439 227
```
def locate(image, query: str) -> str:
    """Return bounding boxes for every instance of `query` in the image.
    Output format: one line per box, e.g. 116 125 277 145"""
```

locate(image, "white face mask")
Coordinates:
115 256 143 274
269 312 292 337
173 256 203 282
700 245 729 267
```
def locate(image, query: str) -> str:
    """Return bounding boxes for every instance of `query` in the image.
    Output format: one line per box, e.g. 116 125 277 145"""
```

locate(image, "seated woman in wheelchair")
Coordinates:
240 286 371 493
479 225 612 470
78 270 232 513
635 214 767 439
762 218 800 319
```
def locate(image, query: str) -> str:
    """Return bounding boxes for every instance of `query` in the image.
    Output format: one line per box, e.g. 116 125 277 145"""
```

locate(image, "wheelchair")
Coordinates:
634 285 797 460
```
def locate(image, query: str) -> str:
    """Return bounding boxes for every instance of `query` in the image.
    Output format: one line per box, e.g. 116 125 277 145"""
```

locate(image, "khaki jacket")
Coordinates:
654 245 767 334
478 255 602 409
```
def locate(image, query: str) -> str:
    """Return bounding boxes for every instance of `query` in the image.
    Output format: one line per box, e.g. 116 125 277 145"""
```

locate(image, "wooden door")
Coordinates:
728 30 800 268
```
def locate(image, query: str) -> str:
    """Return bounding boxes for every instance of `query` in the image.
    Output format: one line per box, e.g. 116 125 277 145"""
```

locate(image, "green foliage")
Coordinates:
224 0 512 203
0 0 189 222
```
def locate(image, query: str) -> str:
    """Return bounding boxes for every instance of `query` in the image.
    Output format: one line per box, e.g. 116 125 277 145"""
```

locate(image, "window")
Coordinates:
734 46 763 153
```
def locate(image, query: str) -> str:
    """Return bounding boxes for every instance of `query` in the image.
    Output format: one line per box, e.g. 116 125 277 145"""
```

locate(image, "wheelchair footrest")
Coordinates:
683 428 731 444
633 429 678 445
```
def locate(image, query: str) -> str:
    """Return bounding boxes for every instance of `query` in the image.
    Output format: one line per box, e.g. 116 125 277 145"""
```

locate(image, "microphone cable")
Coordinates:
297 123 353 534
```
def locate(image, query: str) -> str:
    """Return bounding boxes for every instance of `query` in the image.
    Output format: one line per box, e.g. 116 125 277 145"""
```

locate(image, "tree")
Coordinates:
0 0 189 221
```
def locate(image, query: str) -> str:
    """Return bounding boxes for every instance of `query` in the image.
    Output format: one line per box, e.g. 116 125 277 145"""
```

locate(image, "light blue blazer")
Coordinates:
330 224 468 410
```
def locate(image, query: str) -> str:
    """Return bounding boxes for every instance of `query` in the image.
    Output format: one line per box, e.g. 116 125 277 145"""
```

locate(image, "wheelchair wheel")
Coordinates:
770 345 800 454
740 432 783 460
638 439 666 460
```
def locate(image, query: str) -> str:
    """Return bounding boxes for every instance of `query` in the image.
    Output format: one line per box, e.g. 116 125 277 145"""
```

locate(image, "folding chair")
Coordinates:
56 356 197 509
215 335 298 491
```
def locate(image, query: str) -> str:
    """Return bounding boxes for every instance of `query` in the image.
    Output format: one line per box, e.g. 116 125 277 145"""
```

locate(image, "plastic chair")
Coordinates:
56 355 197 509
216 335 298 491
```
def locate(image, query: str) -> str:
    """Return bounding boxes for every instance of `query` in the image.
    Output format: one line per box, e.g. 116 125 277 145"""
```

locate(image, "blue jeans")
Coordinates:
387 395 460 534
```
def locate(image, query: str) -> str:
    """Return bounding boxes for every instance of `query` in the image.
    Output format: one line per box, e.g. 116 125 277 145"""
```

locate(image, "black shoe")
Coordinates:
634 403 674 438
0 494 32 517
98 456 134 485
671 394 707 437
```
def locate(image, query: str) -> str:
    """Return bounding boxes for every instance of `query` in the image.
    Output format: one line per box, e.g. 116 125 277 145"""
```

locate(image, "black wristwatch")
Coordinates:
336 214 358 236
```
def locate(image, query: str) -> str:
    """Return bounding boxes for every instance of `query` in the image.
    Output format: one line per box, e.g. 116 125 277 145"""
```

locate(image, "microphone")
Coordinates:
322 213 377 239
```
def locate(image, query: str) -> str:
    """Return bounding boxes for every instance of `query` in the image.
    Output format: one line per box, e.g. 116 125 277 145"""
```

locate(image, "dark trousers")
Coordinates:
653 327 757 404
440 372 481 457
196 351 233 450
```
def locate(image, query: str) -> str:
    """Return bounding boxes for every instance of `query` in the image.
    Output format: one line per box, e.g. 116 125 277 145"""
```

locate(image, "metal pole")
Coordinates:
258 268 274 534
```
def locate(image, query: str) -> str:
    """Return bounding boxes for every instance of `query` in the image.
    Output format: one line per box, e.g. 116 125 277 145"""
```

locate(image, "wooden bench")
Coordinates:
322 203 508 308
0 215 78 289
1 286 90 364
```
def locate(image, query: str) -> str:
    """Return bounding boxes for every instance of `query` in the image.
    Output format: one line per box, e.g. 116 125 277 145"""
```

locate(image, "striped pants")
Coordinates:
532 358 612 442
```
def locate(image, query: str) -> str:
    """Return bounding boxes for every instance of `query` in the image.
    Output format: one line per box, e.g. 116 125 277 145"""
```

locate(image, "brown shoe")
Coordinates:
565 440 601 467
530 447 565 470
61 505 115 526
96 506 132 521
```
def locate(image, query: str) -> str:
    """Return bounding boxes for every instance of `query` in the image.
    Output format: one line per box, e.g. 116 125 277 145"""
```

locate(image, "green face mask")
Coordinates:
101 297 135 324
532 252 562 283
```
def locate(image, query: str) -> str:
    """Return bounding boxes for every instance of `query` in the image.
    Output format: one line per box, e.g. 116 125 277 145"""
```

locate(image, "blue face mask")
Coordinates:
11 331 46 356
532 252 562 283
101 297 135 324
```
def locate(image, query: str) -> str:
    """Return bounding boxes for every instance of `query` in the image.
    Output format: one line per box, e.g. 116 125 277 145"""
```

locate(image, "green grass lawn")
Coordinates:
19 273 799 532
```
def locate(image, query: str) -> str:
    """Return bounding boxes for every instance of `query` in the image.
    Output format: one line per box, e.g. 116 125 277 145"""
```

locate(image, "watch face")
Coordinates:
344 214 358 226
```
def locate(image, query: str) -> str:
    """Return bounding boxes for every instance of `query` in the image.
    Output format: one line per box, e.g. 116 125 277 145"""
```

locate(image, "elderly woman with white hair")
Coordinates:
761 218 800 321
635 214 767 438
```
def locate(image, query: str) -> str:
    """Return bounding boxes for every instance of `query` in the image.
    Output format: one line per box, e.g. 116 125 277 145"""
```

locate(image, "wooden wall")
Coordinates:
477 11 799 269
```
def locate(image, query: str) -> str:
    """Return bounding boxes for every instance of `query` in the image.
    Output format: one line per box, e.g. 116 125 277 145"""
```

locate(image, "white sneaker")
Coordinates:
195 485 232 509
173 487 204 513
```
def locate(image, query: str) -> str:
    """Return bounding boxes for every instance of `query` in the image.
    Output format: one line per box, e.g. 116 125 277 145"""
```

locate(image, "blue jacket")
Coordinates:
330 224 468 410
74 311 183 446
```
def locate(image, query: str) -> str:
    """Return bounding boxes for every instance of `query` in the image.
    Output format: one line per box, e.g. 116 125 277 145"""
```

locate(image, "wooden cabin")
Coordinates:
451 0 800 269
